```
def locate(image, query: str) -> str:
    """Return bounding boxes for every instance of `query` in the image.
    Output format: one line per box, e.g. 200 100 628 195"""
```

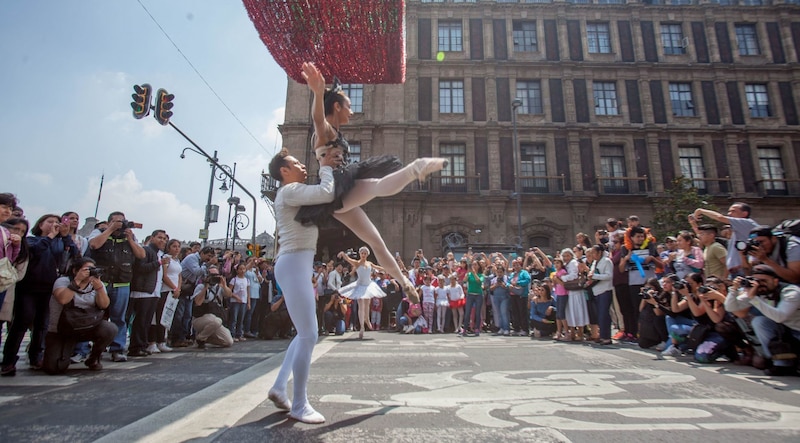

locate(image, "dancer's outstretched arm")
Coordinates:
302 62 334 148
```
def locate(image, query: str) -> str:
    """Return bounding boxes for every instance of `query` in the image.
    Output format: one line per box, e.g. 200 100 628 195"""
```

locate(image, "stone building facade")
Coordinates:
265 0 800 259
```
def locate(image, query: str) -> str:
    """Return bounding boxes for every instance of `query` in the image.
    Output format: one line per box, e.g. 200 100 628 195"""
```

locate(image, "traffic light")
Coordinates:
254 244 266 258
246 243 255 257
154 88 175 126
130 84 152 119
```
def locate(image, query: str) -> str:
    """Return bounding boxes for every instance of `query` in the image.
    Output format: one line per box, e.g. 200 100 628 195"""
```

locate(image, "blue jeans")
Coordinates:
107 284 131 353
751 315 800 364
595 290 613 340
491 293 510 331
169 296 193 343
664 315 696 352
463 293 484 333
244 299 259 335
228 302 247 338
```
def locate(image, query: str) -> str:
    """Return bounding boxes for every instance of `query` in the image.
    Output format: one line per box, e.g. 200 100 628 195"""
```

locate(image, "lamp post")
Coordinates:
512 98 523 252
180 148 232 246
222 163 238 249
230 204 250 244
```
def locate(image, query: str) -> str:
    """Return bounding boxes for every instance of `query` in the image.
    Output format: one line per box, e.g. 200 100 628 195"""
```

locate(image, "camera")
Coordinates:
698 285 712 294
735 239 760 255
207 275 222 285
740 276 757 288
88 267 104 279
598 230 608 235
673 280 688 290
345 248 357 259
639 288 656 299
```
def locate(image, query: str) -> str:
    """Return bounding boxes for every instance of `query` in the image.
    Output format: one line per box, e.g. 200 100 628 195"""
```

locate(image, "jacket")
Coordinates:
17 235 78 294
130 244 161 294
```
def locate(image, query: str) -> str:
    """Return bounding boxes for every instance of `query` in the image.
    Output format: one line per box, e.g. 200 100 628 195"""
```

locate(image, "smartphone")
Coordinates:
62 216 70 225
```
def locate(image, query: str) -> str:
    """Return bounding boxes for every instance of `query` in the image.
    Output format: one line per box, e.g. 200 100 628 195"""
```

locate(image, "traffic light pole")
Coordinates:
167 121 257 246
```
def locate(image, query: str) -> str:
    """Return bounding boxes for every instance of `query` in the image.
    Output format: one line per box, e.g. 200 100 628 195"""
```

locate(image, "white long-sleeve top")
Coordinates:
274 166 335 257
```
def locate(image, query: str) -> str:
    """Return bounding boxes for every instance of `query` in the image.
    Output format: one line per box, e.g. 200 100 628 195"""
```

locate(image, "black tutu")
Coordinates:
295 155 403 226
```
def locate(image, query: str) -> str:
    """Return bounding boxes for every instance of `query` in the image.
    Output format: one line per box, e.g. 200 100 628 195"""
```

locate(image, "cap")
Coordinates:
665 236 677 242
314 261 323 267
749 225 774 238
752 264 779 278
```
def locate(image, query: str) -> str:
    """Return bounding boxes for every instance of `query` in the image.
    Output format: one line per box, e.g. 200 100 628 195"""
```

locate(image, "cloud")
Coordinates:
81 170 205 242
17 172 53 186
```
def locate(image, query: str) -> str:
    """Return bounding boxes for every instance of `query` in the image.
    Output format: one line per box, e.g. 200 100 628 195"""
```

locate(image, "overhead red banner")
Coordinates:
243 0 406 84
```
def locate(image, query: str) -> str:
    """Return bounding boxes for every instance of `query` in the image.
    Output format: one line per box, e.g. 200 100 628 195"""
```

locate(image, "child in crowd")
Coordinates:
552 258 569 340
369 295 382 331
447 274 465 334
435 275 450 333
419 276 436 334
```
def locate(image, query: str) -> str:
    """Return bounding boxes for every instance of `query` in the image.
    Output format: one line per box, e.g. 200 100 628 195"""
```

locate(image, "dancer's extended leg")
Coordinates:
332 208 419 302
335 158 447 213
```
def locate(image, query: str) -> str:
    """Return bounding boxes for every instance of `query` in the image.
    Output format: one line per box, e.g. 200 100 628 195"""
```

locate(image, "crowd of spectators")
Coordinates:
1 192 799 377
0 193 283 376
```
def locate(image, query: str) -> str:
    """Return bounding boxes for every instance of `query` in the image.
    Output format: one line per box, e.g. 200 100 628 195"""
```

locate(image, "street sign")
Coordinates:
198 229 209 239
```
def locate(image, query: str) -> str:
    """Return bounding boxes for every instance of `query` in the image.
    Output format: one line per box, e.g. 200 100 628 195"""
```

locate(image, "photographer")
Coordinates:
659 275 696 358
636 278 668 350
171 246 215 347
726 265 800 375
87 211 145 362
738 226 800 284
262 289 294 340
322 291 347 336
43 258 117 374
191 265 234 348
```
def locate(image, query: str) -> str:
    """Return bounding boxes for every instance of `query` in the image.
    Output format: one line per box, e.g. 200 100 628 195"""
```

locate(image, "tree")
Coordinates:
651 176 719 240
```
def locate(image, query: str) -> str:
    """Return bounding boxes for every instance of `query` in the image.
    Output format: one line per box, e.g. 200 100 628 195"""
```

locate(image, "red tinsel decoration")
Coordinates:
242 0 406 84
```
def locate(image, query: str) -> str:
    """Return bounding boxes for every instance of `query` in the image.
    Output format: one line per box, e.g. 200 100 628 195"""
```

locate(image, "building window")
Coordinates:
342 84 363 113
669 82 695 117
520 143 548 192
593 81 618 116
568 0 591 3
515 81 543 114
439 80 464 114
745 83 771 117
597 0 625 3
600 145 627 193
349 142 361 164
440 143 466 192
661 23 686 55
679 146 706 191
758 147 786 193
438 21 463 52
513 21 538 52
587 23 612 54
741 0 764 5
735 24 760 56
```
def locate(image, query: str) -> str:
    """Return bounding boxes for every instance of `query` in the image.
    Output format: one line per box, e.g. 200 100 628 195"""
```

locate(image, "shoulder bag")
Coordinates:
58 298 105 334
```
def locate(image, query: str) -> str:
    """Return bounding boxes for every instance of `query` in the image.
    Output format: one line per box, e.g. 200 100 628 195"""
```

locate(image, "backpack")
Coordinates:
772 219 800 265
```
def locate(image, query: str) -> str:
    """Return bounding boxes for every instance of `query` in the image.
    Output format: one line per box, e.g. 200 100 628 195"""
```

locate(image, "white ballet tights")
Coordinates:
357 298 370 331
271 250 319 417
333 208 405 287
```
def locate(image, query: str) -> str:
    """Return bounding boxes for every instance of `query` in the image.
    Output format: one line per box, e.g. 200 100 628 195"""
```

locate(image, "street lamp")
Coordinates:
512 98 523 252
230 204 250 242
180 147 233 246
225 195 240 249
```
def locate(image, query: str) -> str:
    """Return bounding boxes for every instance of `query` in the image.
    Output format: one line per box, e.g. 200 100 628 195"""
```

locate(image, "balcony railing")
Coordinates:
518 175 567 194
261 173 279 202
407 175 482 193
595 175 650 195
755 178 800 197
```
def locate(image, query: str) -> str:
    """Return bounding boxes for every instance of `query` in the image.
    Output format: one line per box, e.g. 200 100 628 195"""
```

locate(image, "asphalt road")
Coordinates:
2 331 800 442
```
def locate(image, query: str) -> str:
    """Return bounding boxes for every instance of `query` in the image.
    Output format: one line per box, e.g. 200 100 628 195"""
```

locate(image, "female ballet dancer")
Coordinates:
266 148 340 424
295 62 447 302
336 247 387 339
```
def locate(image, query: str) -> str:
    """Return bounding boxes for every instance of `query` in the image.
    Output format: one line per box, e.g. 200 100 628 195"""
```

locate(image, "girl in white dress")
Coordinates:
337 247 387 339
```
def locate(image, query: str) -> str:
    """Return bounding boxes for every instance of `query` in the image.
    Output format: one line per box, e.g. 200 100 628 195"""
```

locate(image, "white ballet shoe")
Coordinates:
289 407 326 424
402 277 420 303
268 388 292 411
409 157 448 182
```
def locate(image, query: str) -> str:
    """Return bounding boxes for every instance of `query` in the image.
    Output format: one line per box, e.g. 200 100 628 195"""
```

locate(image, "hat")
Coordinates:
314 261 323 267
749 225 774 238
665 236 677 242
752 264 779 278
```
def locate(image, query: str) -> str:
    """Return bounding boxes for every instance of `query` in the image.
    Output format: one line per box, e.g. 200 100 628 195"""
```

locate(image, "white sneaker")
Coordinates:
146 344 161 354
157 343 173 353
654 341 667 352
660 346 682 358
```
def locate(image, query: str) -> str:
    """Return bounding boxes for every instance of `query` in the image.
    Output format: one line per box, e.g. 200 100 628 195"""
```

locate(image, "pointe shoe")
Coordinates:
410 157 448 182
289 408 326 424
268 388 292 411
358 330 364 340
402 277 420 303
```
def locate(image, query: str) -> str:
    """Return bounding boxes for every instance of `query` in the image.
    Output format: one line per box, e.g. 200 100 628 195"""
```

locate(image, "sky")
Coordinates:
0 1 287 243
